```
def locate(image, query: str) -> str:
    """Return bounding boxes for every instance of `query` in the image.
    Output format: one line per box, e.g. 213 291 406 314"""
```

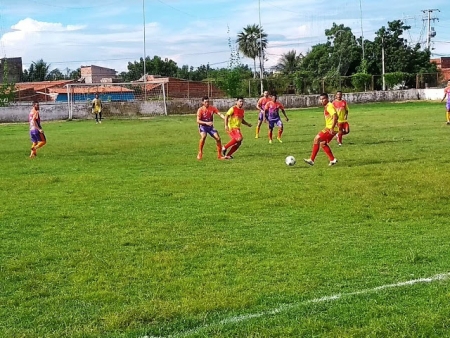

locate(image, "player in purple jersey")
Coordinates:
29 101 46 158
255 91 271 138
196 96 225 160
440 80 450 125
264 94 289 143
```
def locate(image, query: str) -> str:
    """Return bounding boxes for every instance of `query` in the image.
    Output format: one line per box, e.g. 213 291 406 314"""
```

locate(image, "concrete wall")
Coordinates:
0 88 444 123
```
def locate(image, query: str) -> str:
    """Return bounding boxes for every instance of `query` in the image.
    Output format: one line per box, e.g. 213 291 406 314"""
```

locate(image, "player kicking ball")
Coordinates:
222 97 252 159
304 93 338 166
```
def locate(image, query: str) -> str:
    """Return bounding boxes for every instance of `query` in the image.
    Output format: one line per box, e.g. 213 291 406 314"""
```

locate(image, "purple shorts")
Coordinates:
258 111 264 121
268 119 283 130
199 125 218 137
30 129 46 143
446 102 450 111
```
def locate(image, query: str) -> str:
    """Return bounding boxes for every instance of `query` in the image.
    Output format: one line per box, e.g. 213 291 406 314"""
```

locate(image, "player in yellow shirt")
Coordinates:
221 97 252 159
333 91 349 146
91 94 103 124
304 93 338 166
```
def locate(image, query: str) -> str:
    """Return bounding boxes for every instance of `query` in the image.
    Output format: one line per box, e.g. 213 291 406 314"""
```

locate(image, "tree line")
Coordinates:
15 19 439 96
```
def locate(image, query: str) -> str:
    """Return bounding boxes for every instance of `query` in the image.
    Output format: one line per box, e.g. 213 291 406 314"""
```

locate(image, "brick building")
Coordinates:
431 57 450 82
0 57 23 83
80 65 118 84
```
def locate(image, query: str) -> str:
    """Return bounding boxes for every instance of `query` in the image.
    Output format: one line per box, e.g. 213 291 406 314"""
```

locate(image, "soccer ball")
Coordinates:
285 155 296 166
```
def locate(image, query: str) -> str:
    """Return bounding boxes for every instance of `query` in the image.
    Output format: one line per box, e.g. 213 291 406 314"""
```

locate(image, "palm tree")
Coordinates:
275 50 303 74
28 59 50 82
236 24 268 78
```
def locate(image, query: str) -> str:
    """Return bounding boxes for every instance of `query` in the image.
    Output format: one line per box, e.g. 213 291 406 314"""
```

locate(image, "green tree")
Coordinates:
236 24 268 78
28 59 50 81
46 68 65 81
0 59 15 106
274 50 303 74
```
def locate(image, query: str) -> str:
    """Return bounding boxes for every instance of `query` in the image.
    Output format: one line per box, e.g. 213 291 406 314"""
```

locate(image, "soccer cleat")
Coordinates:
277 137 283 143
197 152 203 160
329 158 338 166
221 146 227 157
99 120 102 124
223 155 234 160
338 143 342 146
255 135 259 138
269 140 272 144
303 158 314 166
447 121 450 125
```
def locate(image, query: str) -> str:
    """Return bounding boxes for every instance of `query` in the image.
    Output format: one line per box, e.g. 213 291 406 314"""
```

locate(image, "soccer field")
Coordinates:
2 101 450 337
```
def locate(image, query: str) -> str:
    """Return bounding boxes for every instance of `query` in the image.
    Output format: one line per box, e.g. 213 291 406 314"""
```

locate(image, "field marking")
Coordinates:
143 272 450 338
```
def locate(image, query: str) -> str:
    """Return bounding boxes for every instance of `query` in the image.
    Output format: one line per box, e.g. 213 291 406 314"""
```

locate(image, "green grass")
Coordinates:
1 101 450 337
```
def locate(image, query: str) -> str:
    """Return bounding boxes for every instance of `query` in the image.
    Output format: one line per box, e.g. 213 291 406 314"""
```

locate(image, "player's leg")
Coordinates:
211 131 224 159
197 131 207 160
99 111 102 123
36 132 46 151
30 142 37 157
225 130 243 157
276 120 283 143
446 104 450 124
320 133 337 165
95 113 99 123
255 112 263 138
268 122 274 144
304 133 321 165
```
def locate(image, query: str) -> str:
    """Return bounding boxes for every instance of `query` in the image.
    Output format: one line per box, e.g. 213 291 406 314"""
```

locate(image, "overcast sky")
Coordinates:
0 0 448 74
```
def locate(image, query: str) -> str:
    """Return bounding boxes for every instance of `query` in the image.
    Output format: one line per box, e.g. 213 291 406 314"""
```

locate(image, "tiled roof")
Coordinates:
50 86 134 94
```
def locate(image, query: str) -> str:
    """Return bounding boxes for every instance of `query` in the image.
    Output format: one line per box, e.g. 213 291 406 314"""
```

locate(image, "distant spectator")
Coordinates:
92 94 103 124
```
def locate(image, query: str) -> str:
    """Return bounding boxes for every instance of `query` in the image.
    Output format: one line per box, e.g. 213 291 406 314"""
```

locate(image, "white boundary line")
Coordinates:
144 272 450 338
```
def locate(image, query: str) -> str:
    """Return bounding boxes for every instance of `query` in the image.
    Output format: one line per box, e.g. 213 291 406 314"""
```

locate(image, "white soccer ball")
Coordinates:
285 155 296 166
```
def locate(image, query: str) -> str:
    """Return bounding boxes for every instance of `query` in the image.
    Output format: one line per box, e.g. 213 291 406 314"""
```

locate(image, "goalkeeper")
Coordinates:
92 94 103 124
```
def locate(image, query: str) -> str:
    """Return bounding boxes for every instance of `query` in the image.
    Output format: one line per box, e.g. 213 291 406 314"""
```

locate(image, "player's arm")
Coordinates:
442 91 447 102
224 107 233 131
344 104 349 120
34 112 44 132
256 98 262 111
214 107 225 120
242 118 252 127
281 108 289 121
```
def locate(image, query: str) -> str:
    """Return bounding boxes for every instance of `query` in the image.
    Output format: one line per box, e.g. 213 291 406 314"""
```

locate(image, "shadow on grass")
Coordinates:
361 138 413 145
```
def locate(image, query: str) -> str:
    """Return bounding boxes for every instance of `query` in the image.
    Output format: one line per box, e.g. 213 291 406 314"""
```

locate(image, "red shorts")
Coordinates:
338 122 349 130
228 128 243 141
318 130 336 143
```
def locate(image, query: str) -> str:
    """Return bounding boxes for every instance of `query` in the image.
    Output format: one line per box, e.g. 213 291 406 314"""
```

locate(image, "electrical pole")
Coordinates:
421 9 439 50
381 36 386 91
143 0 147 101
258 0 264 95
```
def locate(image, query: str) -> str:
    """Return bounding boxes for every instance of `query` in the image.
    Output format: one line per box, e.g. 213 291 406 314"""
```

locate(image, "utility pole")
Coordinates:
382 35 386 91
258 0 264 95
143 0 147 101
421 9 439 50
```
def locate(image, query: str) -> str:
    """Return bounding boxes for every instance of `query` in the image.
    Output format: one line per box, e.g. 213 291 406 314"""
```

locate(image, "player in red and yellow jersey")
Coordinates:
28 101 46 158
304 93 338 166
440 79 450 125
255 91 271 138
196 96 225 160
221 97 252 159
333 91 349 146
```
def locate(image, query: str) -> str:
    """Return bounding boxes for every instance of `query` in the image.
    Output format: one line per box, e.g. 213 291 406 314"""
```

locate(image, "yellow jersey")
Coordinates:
324 102 338 132
226 105 245 129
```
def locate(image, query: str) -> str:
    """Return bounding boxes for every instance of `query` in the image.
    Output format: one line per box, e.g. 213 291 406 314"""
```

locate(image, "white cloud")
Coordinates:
11 18 85 32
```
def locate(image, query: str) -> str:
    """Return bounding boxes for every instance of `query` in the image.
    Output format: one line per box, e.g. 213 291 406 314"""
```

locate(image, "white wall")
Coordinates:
0 88 444 123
